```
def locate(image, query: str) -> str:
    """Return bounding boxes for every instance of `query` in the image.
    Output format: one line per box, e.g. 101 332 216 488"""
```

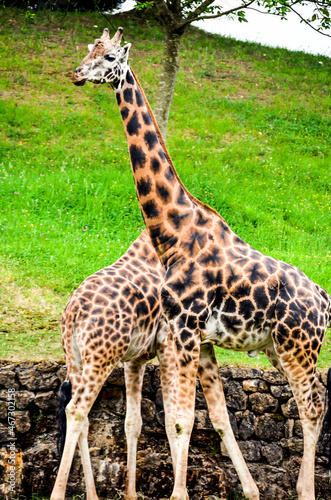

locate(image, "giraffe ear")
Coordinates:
88 44 94 52
119 43 131 63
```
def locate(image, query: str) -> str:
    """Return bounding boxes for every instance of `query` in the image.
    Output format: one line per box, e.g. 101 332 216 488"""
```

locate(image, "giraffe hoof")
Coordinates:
244 486 259 500
170 492 189 500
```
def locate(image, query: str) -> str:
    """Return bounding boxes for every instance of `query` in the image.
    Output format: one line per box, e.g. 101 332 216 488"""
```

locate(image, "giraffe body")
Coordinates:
64 229 164 374
71 27 331 500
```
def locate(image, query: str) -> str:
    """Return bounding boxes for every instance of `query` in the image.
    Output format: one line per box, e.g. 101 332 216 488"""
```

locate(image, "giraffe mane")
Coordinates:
131 69 227 224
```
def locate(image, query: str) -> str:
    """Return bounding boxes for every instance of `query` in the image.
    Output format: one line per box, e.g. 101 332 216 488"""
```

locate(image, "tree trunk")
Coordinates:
153 28 182 141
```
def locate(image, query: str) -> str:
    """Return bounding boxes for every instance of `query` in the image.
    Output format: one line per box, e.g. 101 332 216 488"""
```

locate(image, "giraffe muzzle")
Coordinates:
73 79 86 86
71 70 86 86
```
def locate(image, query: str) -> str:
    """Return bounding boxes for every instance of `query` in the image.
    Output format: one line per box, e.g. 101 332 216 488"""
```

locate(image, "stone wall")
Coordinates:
0 360 330 500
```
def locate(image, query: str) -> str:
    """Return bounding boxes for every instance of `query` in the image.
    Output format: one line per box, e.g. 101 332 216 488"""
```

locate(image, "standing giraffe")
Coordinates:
71 28 331 500
51 227 256 500
50 230 178 500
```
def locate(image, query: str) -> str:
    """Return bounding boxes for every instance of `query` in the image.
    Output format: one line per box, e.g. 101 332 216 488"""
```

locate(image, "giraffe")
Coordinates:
51 229 257 500
71 27 331 500
69 27 260 500
50 230 179 500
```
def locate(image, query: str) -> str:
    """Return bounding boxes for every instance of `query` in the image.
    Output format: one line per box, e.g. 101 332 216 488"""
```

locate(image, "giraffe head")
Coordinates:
71 27 131 88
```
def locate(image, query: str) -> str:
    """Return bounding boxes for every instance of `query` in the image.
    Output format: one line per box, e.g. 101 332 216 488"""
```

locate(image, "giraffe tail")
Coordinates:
56 379 72 466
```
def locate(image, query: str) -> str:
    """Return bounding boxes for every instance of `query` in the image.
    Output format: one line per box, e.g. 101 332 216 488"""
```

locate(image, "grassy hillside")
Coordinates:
0 8 330 365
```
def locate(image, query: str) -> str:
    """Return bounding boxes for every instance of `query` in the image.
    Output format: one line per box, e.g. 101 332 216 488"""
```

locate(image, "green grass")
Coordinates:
0 8 330 364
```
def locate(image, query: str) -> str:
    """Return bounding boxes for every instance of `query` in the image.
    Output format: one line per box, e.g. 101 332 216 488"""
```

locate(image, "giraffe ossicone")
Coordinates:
69 27 331 500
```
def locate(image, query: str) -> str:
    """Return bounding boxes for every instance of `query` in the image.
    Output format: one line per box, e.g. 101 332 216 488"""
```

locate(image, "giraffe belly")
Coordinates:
203 311 273 353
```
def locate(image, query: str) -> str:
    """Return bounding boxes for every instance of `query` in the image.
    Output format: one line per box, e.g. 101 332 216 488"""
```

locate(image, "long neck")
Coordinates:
115 67 199 266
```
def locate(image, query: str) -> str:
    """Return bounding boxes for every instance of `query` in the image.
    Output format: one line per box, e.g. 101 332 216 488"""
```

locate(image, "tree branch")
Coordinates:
184 0 217 23
288 4 331 37
180 0 255 28
241 1 331 38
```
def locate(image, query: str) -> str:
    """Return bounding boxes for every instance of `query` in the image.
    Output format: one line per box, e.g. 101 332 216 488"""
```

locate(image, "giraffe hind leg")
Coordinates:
51 360 119 500
51 395 91 500
270 318 326 500
199 343 259 500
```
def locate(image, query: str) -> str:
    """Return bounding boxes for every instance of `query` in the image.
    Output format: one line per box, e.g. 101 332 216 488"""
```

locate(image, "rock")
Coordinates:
261 442 283 465
0 390 8 400
284 419 294 439
238 410 256 440
218 367 232 379
16 361 34 369
107 366 125 386
194 410 213 431
0 401 7 419
16 411 31 433
185 460 227 500
255 414 285 441
0 423 10 442
96 386 123 413
243 379 269 393
281 397 299 418
280 437 304 453
238 441 261 461
146 364 157 394
228 411 238 437
15 390 35 409
17 370 59 391
35 391 57 411
195 387 208 409
262 370 287 385
36 360 59 373
56 365 67 384
156 410 165 427
0 363 16 371
293 420 303 438
229 367 263 380
0 371 18 389
270 384 292 399
225 380 248 411
155 387 163 410
141 398 156 424
263 484 288 500
249 392 278 414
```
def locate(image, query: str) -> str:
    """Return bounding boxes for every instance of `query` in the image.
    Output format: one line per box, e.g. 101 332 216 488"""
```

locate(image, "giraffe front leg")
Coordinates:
156 321 178 478
170 323 200 500
124 360 146 500
199 344 259 500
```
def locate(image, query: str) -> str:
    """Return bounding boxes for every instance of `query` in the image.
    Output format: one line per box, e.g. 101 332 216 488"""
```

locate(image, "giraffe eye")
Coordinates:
105 54 115 62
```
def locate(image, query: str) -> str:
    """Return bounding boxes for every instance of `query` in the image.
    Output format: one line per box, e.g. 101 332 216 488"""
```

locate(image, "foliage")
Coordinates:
136 0 331 135
1 0 125 12
137 0 331 35
0 9 330 363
